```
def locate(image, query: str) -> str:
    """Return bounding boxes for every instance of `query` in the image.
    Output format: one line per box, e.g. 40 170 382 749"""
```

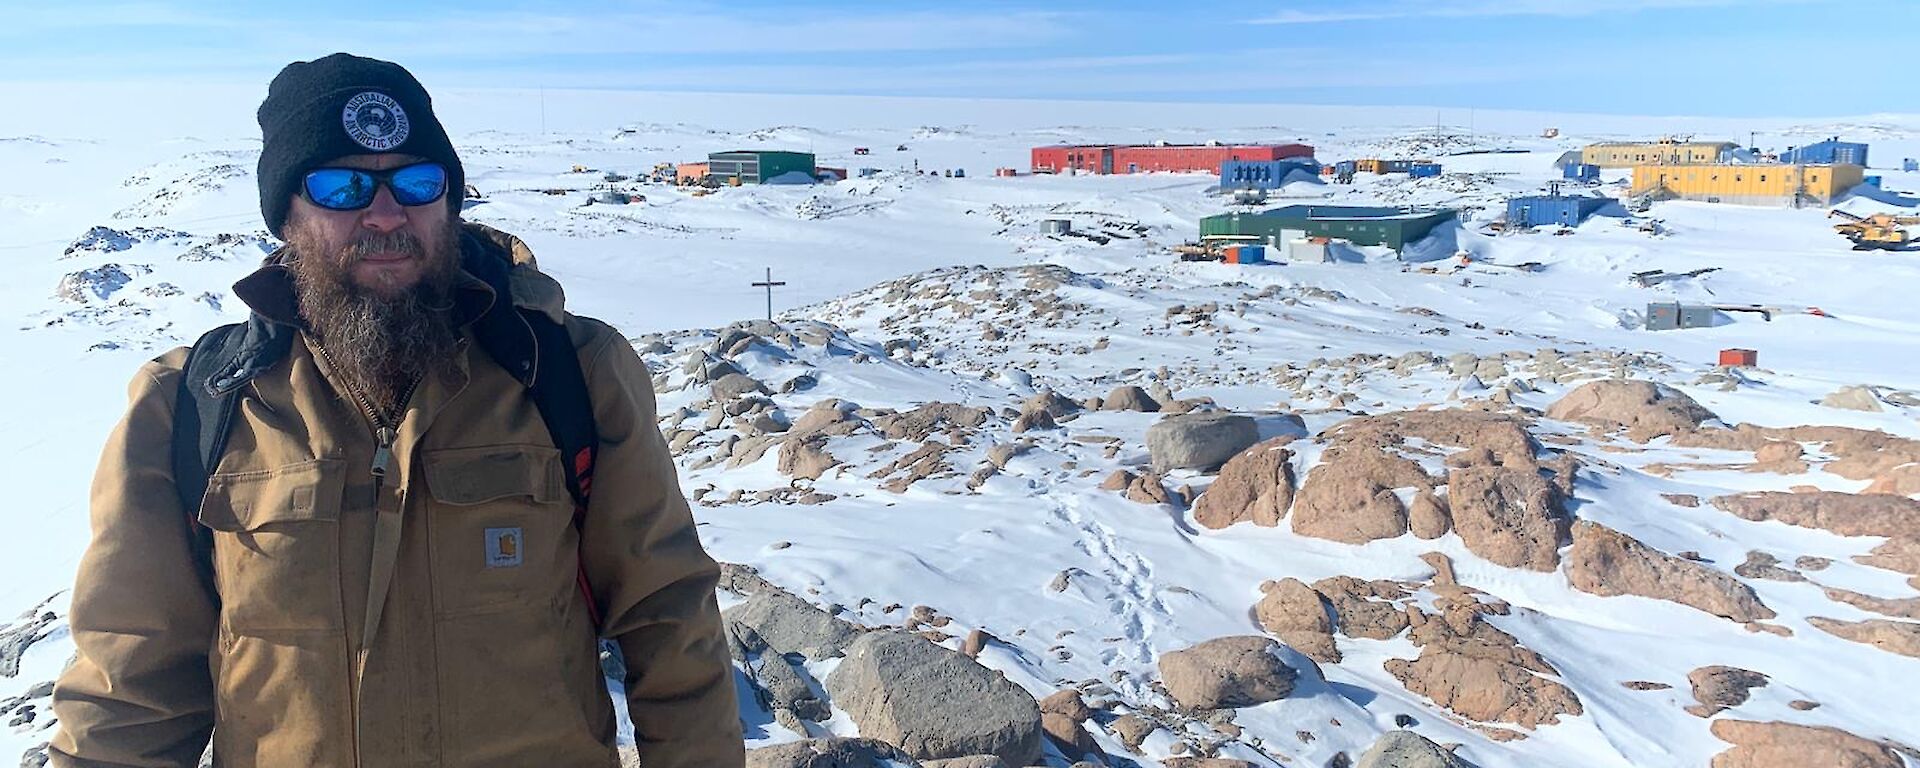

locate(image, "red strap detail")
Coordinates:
571 446 602 632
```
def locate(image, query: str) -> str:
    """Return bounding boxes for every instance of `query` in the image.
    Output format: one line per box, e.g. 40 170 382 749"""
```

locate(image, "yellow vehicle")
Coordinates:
1829 209 1920 250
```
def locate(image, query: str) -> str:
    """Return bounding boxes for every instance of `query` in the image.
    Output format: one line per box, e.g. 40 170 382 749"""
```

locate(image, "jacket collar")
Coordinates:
228 222 557 388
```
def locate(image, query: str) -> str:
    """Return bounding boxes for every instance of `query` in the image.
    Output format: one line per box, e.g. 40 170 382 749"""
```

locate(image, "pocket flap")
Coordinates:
423 445 563 506
198 458 345 532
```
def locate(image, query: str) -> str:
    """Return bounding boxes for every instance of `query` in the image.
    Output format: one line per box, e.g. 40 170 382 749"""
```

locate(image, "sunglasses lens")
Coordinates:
389 163 448 206
304 169 375 210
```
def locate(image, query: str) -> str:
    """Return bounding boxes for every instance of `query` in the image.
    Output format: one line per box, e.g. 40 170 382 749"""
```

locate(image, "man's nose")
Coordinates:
359 186 407 233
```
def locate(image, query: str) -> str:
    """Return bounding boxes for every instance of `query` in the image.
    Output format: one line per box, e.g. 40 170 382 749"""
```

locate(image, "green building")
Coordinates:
1200 205 1456 250
707 150 817 185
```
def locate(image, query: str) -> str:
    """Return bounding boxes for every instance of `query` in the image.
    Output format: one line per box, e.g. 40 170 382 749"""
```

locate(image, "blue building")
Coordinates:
1905 158 1918 172
1219 159 1322 190
1779 137 1868 166
1409 162 1442 178
1563 163 1600 182
1507 195 1610 228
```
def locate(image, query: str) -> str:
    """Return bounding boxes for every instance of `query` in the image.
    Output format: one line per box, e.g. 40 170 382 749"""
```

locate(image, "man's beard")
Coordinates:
288 221 462 419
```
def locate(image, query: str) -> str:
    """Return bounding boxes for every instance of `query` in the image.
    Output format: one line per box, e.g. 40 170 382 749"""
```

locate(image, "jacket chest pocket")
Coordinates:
198 459 346 634
423 444 573 618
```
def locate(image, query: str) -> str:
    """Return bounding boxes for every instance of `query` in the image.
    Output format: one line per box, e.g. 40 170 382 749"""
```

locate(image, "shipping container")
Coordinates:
1905 158 1919 172
1646 302 1719 331
1221 244 1266 264
1563 163 1601 182
1506 195 1610 228
1042 219 1072 235
1719 348 1758 367
1287 238 1330 263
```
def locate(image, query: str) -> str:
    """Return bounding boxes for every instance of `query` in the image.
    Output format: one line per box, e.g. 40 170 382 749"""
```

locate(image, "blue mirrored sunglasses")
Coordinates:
302 162 449 211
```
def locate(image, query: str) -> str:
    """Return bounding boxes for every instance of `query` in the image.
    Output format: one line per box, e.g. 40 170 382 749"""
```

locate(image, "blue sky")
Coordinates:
2 0 1910 117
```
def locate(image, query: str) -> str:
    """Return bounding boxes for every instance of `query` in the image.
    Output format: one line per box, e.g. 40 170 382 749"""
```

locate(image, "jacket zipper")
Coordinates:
310 338 422 768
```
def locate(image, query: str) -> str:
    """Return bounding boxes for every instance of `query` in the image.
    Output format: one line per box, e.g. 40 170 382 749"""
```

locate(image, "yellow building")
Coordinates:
1582 139 1738 168
1631 163 1865 206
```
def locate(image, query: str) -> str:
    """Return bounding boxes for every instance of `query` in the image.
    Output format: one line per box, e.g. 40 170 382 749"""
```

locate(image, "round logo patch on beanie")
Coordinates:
341 91 410 151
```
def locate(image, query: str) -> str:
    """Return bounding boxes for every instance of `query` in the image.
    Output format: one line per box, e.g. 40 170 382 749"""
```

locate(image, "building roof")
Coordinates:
1235 204 1453 221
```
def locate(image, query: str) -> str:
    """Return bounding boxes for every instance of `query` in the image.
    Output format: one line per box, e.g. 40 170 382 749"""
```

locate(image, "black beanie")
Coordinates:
256 53 465 238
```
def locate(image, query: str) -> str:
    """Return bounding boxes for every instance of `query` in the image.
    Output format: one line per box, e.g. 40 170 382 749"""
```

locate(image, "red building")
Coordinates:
1030 143 1312 175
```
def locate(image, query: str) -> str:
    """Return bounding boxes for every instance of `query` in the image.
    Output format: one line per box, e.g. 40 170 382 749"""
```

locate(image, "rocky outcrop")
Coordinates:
1315 577 1413 641
1148 412 1261 473
1822 587 1920 619
1708 720 1902 768
722 589 866 661
873 402 992 441
1386 603 1582 730
1255 578 1338 663
1709 491 1920 538
1447 465 1567 572
1546 379 1716 440
1565 521 1775 623
1686 666 1769 718
1356 731 1464 768
1157 636 1299 711
921 758 1007 768
1290 410 1563 546
1674 425 1920 496
825 631 1043 767
1807 617 1920 658
746 738 924 768
1291 448 1426 543
1192 438 1295 529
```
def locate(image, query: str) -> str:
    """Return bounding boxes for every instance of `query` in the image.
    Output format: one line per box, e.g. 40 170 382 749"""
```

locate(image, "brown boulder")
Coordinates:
1110 714 1154 751
1823 587 1920 619
1709 719 1902 768
1685 666 1769 717
1409 490 1452 539
1126 473 1174 506
778 434 840 480
1040 712 1103 763
1292 448 1426 543
1192 439 1295 529
1448 465 1567 572
1101 470 1135 491
1255 578 1338 664
1101 385 1161 412
1158 636 1299 711
1710 491 1920 538
1312 576 1412 641
1385 606 1582 729
1291 410 1552 545
1038 690 1093 722
1546 379 1716 441
1807 617 1920 658
1565 521 1775 622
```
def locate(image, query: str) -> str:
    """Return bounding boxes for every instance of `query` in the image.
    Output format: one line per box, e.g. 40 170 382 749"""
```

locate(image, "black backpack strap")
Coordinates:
170 315 296 607
520 308 603 630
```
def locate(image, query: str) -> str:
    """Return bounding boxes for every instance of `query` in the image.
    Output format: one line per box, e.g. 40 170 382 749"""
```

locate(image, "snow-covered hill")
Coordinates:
3 89 1919 767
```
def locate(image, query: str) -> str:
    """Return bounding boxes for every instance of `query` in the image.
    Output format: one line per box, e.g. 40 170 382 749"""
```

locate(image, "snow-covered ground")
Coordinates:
3 88 1919 766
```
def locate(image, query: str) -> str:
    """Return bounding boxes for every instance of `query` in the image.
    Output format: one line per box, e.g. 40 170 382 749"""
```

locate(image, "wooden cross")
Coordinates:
751 267 786 322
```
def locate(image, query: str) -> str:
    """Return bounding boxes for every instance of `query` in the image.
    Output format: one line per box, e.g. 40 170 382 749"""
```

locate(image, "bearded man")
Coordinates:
50 53 743 768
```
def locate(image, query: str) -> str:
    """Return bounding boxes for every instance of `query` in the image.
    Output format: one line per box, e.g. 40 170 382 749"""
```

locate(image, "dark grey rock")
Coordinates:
1147 413 1260 473
825 631 1043 767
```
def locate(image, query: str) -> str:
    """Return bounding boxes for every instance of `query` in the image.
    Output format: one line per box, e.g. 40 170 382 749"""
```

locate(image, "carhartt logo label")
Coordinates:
485 527 523 568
